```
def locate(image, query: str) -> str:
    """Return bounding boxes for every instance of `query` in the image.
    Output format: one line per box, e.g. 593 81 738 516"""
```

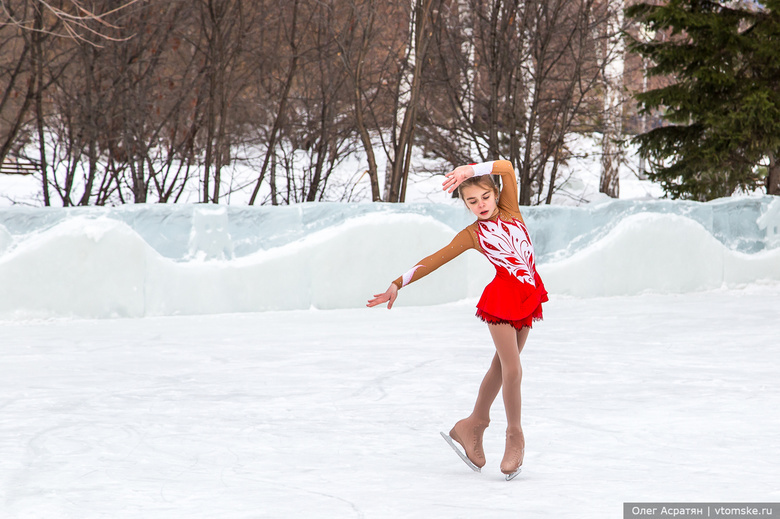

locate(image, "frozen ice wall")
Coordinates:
0 197 778 319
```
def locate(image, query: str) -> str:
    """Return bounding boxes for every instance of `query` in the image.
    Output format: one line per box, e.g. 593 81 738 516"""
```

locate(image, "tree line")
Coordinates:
1 0 647 206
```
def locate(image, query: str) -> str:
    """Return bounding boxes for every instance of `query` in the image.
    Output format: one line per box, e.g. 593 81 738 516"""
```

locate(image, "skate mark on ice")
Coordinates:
350 360 435 401
228 475 365 518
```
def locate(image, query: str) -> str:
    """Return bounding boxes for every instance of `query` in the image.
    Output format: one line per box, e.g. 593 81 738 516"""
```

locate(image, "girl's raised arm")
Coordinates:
444 160 518 214
443 164 476 193
490 160 519 214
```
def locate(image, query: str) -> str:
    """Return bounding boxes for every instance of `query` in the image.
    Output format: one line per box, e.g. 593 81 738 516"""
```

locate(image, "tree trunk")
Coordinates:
270 151 278 205
0 46 36 169
249 0 299 206
519 60 541 206
337 0 381 201
31 6 50 206
306 102 330 202
768 151 780 196
79 45 99 206
598 0 624 199
487 1 501 159
386 0 438 203
203 70 217 203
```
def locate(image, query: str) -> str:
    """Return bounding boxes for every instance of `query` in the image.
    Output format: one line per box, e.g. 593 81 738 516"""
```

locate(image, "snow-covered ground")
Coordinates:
1 285 779 518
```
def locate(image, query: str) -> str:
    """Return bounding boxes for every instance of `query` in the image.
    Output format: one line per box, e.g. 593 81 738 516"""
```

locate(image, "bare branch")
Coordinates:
1 0 143 46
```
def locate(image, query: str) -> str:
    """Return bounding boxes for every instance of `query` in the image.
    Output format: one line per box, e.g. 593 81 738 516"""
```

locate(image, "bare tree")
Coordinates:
2 0 635 207
332 0 383 201
419 0 611 205
383 0 444 203
247 0 305 206
1 0 144 49
285 0 354 202
598 0 625 198
0 1 45 170
1 0 141 177
107 0 206 204
194 0 251 203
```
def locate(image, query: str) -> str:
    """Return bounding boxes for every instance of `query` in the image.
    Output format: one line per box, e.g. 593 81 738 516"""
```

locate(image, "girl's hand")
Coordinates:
367 283 398 309
442 164 475 193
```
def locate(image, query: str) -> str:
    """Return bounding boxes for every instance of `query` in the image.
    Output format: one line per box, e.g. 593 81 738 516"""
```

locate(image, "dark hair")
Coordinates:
458 175 499 203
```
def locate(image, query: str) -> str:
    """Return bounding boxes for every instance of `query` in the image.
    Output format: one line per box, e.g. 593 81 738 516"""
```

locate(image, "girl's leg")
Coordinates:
488 322 529 474
487 323 523 430
448 353 499 469
471 326 528 423
449 325 531 471
471 352 502 422
516 326 530 355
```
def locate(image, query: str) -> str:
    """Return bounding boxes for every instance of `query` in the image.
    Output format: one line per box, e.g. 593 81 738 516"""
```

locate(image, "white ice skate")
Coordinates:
504 469 521 481
440 431 481 473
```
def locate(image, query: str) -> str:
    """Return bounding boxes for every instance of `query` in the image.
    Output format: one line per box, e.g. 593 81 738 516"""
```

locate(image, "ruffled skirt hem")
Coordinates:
475 303 544 331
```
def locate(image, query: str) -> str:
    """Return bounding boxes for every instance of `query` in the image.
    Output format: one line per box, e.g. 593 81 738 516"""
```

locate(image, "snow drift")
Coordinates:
0 197 778 319
542 212 780 296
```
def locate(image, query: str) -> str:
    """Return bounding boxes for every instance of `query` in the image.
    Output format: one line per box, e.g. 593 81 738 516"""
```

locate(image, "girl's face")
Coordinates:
461 184 498 220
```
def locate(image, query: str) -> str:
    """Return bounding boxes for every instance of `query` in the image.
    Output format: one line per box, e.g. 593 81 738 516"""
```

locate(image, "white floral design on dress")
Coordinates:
476 216 536 287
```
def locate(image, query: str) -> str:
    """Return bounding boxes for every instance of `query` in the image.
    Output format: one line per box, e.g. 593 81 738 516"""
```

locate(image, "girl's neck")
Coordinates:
478 207 500 221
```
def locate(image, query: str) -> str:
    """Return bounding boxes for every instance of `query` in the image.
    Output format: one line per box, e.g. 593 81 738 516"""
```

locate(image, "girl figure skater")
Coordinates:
366 160 548 480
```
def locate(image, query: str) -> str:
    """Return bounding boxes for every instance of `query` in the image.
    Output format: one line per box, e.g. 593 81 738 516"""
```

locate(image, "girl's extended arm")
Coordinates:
391 228 474 289
366 282 398 309
369 160 509 310
366 228 474 309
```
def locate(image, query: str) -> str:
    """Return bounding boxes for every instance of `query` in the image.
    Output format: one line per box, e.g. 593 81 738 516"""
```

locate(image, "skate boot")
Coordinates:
448 416 489 470
500 426 525 480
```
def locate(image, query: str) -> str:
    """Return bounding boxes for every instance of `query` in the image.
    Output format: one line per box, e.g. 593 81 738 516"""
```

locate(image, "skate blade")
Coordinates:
504 468 522 481
440 431 481 473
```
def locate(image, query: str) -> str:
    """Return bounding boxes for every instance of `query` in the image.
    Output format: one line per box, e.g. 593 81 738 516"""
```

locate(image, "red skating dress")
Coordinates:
392 160 548 330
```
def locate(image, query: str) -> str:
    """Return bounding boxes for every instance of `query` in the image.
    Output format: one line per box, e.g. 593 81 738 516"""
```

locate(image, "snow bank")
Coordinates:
541 212 780 296
0 224 11 254
0 198 778 319
145 212 482 316
0 217 148 319
0 212 486 319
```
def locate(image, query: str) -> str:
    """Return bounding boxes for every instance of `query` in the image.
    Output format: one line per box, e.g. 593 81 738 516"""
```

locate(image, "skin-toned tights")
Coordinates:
470 323 529 429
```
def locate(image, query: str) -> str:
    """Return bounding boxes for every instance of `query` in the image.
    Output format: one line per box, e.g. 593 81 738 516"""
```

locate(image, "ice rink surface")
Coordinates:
2 285 779 518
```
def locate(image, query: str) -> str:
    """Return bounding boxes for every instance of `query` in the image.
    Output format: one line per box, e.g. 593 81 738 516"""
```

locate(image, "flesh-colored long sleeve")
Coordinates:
392 228 476 289
472 160 520 215
491 160 520 215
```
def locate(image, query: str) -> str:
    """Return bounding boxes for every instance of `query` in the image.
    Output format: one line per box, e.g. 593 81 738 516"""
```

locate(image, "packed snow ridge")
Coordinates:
0 197 778 319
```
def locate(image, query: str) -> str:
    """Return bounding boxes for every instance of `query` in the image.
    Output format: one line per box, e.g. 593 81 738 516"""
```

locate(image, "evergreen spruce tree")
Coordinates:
626 0 780 200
